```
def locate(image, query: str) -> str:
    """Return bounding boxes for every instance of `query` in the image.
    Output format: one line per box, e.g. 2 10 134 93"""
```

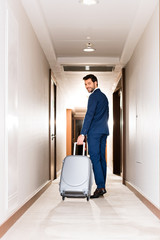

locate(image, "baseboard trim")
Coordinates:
56 169 61 178
0 180 52 238
124 179 160 219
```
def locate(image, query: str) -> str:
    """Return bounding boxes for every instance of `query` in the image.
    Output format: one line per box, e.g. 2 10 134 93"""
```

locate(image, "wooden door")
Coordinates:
66 109 72 156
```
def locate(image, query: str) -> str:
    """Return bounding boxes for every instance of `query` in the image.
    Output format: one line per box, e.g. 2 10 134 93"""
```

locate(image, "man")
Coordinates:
77 74 109 198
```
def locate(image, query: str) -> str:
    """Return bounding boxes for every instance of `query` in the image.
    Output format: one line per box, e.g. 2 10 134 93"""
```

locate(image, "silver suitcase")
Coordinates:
59 142 93 201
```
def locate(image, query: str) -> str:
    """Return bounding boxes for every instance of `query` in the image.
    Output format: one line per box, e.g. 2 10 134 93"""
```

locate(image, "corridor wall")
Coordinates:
125 4 159 208
0 0 50 225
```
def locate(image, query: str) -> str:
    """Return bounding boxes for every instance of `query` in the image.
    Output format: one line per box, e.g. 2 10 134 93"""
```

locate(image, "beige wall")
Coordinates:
0 0 49 224
0 0 7 224
125 4 159 207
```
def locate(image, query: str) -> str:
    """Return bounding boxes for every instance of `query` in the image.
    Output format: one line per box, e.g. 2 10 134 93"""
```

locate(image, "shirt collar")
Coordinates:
90 87 99 94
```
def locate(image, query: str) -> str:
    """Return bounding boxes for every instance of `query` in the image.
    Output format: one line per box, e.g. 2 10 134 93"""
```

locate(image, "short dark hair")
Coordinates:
83 74 98 85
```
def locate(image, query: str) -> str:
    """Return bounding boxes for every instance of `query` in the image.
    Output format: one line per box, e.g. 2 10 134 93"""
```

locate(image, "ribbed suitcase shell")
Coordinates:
59 143 93 201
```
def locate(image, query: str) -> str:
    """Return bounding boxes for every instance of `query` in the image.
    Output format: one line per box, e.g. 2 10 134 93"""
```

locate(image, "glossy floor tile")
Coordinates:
2 173 160 240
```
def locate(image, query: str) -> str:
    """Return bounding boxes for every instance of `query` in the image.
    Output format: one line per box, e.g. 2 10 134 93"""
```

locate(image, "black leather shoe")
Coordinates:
90 188 107 199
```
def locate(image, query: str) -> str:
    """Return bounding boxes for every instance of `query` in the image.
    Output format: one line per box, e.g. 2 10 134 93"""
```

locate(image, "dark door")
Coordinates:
113 70 126 181
49 70 57 180
113 90 121 175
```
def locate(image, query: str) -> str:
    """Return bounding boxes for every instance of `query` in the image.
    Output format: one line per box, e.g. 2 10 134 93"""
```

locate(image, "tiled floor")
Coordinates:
2 172 160 240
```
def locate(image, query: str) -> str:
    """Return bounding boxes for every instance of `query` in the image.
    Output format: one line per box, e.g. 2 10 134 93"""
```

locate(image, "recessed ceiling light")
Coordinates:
79 0 99 6
83 43 96 52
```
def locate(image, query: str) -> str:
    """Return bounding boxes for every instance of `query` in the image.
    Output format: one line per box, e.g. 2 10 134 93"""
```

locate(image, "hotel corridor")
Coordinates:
0 0 159 238
1 171 160 240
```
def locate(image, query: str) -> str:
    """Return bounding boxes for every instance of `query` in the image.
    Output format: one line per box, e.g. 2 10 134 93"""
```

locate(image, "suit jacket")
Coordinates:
81 88 109 136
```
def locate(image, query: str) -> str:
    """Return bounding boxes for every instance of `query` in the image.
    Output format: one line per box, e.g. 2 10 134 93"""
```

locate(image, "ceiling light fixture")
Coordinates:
83 43 96 52
79 0 99 6
85 66 90 70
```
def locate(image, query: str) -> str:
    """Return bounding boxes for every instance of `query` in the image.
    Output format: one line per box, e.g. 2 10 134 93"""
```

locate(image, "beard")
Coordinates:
87 87 94 93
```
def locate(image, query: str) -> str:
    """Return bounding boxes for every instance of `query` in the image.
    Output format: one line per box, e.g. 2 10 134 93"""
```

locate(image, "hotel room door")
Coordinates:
49 70 57 180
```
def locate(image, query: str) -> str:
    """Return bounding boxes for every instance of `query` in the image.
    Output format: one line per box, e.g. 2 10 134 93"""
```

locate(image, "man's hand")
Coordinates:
77 135 85 145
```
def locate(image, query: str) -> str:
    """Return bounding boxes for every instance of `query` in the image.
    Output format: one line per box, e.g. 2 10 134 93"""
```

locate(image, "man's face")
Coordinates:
84 78 97 93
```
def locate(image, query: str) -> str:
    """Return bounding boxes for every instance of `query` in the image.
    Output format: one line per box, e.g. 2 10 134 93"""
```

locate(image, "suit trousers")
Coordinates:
87 133 107 189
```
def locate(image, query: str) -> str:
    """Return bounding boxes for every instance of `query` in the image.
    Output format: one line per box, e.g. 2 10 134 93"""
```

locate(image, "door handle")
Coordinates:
51 134 56 140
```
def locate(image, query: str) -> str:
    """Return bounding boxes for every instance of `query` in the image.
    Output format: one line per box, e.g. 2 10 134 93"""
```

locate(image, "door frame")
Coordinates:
121 68 126 184
49 69 57 180
113 68 126 183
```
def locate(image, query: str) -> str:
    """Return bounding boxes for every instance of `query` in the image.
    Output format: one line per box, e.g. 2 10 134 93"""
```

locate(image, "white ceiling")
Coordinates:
21 0 158 96
39 0 139 58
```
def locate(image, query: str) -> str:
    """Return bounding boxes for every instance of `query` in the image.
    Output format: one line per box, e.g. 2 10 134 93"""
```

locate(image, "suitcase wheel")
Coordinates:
87 196 90 201
62 196 65 201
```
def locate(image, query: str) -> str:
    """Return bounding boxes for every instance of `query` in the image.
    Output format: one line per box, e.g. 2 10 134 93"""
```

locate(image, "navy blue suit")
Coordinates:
81 88 109 189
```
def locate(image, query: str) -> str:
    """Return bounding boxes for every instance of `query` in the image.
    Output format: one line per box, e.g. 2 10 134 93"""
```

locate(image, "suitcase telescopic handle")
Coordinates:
73 142 85 156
